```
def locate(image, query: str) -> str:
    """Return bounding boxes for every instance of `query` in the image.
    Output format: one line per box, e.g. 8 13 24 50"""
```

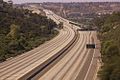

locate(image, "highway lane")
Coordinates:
0 31 67 72
45 10 80 29
82 31 101 80
52 11 100 80
0 10 76 79
0 30 75 80
61 32 91 80
38 10 99 80
0 9 99 80
38 31 92 80
0 30 64 67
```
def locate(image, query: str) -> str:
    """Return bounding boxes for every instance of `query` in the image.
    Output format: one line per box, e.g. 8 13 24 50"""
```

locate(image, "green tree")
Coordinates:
105 44 119 57
0 1 58 62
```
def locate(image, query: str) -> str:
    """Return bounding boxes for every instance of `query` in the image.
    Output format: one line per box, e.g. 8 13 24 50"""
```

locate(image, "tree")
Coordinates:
97 12 120 80
0 49 6 62
105 44 119 57
110 67 120 80
0 1 58 62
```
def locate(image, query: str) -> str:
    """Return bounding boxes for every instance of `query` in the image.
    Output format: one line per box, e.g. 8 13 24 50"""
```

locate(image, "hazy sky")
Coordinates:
5 0 120 4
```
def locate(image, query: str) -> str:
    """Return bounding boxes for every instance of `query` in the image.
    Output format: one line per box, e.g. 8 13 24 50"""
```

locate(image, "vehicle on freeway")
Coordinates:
86 44 96 49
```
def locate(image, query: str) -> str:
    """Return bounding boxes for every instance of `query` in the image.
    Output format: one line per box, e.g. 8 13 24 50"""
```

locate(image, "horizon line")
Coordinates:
15 1 120 4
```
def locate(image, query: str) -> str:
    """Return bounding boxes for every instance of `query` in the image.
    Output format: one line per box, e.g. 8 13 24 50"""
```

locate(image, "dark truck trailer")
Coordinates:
86 44 96 49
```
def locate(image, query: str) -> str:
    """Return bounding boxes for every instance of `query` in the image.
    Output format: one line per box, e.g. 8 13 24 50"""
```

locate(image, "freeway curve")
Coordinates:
0 9 99 80
37 10 99 80
0 10 77 80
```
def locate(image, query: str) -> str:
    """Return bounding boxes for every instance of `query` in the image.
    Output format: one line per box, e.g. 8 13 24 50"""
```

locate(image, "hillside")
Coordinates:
94 12 120 80
41 2 120 24
0 1 58 62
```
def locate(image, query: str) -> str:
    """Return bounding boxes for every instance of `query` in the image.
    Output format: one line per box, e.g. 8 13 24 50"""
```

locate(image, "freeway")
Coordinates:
0 9 100 80
37 10 100 80
0 10 76 79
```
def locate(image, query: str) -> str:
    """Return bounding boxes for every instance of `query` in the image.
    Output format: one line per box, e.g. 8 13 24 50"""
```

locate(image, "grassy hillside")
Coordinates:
0 1 58 62
94 13 120 80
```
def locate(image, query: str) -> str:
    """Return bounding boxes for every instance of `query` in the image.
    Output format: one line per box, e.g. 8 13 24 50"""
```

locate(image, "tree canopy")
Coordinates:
0 1 58 62
94 12 120 80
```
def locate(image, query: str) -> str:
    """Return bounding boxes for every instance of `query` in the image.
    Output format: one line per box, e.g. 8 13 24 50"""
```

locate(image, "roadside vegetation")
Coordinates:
0 1 58 62
93 12 120 80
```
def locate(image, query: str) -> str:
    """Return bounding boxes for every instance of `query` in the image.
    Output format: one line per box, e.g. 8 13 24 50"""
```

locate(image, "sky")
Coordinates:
4 0 120 4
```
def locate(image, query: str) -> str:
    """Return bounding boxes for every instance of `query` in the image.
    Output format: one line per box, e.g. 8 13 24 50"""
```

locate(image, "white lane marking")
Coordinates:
84 32 96 80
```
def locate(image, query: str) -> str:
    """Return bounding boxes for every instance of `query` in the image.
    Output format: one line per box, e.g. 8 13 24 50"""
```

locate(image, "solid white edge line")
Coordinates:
83 45 96 80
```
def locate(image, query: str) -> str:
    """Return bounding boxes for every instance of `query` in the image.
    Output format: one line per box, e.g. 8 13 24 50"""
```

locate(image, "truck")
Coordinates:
86 44 96 49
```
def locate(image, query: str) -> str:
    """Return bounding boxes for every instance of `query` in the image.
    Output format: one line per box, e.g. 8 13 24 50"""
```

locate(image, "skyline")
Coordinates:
4 0 120 4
